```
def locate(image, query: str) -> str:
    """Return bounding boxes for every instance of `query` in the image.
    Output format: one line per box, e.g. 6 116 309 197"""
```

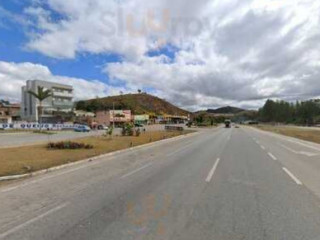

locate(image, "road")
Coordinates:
1 126 320 239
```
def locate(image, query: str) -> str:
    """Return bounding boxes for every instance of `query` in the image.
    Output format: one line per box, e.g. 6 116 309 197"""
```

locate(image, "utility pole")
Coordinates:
113 102 115 130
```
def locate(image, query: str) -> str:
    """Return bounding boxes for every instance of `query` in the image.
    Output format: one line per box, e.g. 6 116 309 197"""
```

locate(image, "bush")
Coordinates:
135 128 141 137
122 123 134 136
48 141 93 150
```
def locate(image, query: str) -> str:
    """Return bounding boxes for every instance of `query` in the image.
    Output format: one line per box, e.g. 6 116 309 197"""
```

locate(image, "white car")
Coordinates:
98 125 109 130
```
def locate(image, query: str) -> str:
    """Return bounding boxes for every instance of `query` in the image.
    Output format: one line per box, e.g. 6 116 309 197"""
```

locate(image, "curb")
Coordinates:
0 131 200 182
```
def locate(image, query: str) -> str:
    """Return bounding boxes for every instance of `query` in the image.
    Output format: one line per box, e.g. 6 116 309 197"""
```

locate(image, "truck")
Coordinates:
225 119 231 128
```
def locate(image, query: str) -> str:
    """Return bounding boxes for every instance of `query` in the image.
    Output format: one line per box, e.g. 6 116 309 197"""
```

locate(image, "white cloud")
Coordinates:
2 0 320 109
0 61 127 103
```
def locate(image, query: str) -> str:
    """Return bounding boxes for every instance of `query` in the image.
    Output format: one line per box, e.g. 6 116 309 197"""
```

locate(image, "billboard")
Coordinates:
0 123 75 130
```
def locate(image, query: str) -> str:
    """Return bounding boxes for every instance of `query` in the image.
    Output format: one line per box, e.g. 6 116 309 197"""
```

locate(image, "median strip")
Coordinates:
0 130 195 179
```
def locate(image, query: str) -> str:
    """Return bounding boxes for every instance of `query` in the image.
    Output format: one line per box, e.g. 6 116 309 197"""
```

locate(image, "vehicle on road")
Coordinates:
134 123 144 127
225 119 231 128
74 125 91 132
97 125 109 130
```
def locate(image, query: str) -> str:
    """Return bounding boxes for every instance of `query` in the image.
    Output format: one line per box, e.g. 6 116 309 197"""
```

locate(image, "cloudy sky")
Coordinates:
1 0 320 111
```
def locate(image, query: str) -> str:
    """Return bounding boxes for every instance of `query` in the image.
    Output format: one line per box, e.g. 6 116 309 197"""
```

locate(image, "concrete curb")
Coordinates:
0 131 200 182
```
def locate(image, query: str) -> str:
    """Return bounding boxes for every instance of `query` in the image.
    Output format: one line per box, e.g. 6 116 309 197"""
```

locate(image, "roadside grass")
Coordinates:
255 125 320 144
0 130 194 177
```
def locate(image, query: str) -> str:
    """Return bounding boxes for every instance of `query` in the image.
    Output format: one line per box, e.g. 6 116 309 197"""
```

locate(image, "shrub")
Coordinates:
135 128 141 137
48 141 93 150
122 123 134 136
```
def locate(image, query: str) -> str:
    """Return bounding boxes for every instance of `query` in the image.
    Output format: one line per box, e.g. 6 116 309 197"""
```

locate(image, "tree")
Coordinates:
28 86 52 127
76 100 87 110
138 89 142 94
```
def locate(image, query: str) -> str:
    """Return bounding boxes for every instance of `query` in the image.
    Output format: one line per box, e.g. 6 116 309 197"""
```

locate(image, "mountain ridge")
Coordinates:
76 93 190 116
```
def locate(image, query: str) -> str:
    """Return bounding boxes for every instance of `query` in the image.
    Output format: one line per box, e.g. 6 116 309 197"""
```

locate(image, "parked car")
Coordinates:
97 125 109 130
74 125 91 132
134 123 144 127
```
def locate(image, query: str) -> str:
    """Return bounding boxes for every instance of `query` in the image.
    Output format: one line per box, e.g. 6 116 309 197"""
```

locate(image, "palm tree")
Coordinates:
28 86 52 128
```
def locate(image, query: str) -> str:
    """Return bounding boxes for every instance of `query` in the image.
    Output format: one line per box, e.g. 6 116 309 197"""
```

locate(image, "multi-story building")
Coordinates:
21 80 74 123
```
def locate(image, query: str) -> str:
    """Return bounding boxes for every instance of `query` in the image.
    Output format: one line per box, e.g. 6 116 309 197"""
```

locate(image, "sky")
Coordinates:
1 0 320 111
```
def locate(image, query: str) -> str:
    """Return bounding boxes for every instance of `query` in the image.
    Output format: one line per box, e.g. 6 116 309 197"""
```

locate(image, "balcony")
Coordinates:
52 101 74 108
52 91 73 98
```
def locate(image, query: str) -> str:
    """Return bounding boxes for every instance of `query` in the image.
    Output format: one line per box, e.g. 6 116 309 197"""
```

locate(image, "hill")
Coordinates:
76 93 190 116
207 106 245 114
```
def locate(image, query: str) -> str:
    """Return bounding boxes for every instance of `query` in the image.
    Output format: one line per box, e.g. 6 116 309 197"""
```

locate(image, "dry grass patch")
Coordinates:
255 125 320 144
0 130 194 177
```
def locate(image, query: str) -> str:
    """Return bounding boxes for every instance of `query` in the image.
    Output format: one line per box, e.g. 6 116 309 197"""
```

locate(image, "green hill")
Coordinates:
207 106 245 114
76 93 190 116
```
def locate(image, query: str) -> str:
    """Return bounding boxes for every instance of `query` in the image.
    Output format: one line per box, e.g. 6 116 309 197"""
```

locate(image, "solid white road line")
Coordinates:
282 167 302 185
166 143 193 157
260 145 266 150
0 203 69 239
206 158 221 183
120 162 153 179
268 152 277 161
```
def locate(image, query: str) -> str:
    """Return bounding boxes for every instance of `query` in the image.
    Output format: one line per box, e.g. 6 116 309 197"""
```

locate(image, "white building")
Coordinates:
21 80 74 123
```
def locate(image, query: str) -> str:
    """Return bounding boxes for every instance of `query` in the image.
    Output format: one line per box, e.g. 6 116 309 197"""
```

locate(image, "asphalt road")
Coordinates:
1 126 320 239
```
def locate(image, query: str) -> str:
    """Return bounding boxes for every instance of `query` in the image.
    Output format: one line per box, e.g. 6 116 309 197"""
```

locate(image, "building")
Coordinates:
156 114 189 124
21 80 74 123
95 110 131 127
134 115 150 125
74 110 96 126
0 102 21 124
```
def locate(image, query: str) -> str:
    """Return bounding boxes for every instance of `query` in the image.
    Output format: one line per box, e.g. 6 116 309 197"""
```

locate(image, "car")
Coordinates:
134 123 144 127
74 125 91 132
97 125 109 130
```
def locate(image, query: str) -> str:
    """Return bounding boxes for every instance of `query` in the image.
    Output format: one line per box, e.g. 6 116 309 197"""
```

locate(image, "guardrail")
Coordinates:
165 125 184 131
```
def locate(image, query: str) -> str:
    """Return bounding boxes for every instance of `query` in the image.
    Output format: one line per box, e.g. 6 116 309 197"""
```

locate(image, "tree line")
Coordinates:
258 99 320 125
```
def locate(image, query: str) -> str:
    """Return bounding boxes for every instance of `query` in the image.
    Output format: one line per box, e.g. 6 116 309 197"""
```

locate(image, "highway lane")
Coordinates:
245 126 320 199
1 127 320 239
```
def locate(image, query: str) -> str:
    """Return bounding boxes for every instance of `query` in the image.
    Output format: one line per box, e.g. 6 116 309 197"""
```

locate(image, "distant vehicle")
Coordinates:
225 120 231 128
97 125 109 130
134 123 144 127
74 125 91 132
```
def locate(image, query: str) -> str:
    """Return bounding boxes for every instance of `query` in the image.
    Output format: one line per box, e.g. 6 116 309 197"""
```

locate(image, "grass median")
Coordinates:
0 130 194 177
255 125 320 144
